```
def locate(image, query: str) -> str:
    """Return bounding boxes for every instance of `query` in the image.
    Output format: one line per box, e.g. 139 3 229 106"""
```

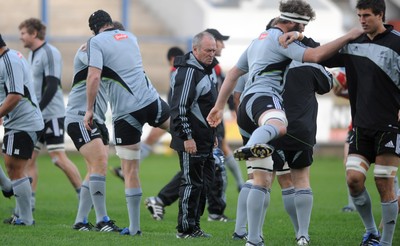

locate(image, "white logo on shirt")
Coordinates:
385 141 395 148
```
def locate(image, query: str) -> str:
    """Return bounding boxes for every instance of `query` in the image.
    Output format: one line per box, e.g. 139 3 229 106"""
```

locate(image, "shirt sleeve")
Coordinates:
279 40 307 62
234 74 247 93
87 37 104 70
5 58 25 95
236 48 249 73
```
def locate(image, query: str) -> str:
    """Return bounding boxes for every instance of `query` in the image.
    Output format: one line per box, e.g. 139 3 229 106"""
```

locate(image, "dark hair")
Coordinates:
277 0 316 24
112 21 125 31
0 34 6 47
356 0 386 22
266 17 278 30
167 47 184 61
19 18 46 40
88 10 113 35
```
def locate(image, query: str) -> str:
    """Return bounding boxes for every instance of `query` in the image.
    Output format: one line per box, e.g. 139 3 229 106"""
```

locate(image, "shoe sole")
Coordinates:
234 144 273 161
144 199 164 221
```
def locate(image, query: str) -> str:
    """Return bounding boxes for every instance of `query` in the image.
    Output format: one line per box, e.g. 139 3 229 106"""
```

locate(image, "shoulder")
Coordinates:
39 44 61 61
45 43 61 55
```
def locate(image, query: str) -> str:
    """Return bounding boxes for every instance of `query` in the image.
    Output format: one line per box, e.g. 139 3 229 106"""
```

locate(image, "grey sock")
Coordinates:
259 188 271 237
282 187 298 234
234 181 252 235
89 174 107 223
380 200 398 246
247 185 268 244
75 180 93 224
247 124 279 146
126 188 142 235
12 177 33 225
352 189 378 235
347 186 355 208
225 154 244 188
295 188 313 240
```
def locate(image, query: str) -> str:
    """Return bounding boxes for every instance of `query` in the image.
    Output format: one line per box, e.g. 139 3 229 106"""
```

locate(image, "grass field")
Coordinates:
0 151 399 245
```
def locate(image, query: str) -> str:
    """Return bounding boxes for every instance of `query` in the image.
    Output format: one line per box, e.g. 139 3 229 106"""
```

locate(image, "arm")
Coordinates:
279 28 363 63
303 32 356 63
0 93 22 118
333 86 349 99
170 68 197 153
84 66 101 130
39 76 59 110
170 68 196 141
207 66 245 127
0 55 25 118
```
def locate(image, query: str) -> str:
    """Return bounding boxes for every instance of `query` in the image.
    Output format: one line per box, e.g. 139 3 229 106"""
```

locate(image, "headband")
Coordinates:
280 12 311 25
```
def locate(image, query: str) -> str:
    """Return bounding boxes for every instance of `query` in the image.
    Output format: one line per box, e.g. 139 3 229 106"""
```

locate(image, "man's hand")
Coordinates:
207 107 224 127
83 110 94 131
184 139 197 154
347 27 364 40
333 86 349 99
278 31 299 48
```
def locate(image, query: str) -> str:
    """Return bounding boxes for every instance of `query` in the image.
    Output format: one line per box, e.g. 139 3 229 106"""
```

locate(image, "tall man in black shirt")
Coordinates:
317 1 398 245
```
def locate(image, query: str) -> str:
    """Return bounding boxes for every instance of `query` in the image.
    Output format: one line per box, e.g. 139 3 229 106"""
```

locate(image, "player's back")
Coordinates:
241 28 306 99
66 49 108 124
88 29 158 118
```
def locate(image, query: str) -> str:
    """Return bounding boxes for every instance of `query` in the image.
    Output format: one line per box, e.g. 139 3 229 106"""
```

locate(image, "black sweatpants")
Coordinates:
176 151 214 233
157 156 227 215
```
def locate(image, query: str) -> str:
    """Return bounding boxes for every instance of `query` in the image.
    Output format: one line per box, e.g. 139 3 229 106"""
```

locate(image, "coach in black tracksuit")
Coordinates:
170 32 218 237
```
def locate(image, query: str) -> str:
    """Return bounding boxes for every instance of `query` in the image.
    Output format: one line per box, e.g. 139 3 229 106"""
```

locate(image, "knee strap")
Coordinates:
346 156 370 176
115 146 140 160
276 162 290 176
374 165 398 178
246 160 254 175
259 110 288 127
248 156 274 172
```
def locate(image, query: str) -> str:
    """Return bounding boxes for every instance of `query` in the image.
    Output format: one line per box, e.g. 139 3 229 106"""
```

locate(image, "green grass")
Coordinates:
0 152 399 245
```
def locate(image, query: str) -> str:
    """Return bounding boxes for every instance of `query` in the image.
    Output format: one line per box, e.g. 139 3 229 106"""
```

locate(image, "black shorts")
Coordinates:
237 93 284 145
67 120 109 151
114 97 169 145
2 129 41 159
272 148 314 170
348 126 400 163
36 117 66 151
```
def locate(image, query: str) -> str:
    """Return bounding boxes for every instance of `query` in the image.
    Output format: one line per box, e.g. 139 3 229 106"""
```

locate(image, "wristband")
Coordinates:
295 31 300 40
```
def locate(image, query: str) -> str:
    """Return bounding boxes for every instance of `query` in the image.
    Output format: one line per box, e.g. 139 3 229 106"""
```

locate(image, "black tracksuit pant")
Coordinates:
176 151 214 233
